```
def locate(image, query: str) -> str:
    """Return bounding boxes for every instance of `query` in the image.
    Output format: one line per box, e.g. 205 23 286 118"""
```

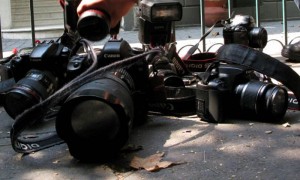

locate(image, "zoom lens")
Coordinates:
4 70 58 119
235 81 288 121
56 73 134 161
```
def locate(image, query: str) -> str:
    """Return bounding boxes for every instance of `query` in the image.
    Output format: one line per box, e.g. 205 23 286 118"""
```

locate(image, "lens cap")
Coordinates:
77 9 111 41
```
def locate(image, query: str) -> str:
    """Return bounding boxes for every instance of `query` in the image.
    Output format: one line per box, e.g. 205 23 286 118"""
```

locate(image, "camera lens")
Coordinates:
249 27 268 48
56 74 134 160
77 9 111 41
4 70 58 119
235 81 288 121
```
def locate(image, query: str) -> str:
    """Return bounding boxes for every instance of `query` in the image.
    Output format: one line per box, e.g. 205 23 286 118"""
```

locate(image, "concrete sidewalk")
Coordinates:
0 20 300 180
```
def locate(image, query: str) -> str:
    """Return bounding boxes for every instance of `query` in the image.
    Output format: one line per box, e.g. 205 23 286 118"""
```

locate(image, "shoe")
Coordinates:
282 41 300 62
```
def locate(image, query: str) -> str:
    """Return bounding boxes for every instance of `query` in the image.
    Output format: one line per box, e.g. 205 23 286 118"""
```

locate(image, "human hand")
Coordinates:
77 0 137 28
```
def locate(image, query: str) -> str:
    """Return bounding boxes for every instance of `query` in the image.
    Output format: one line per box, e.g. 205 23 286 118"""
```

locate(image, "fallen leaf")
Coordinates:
130 153 184 172
265 131 273 134
53 160 60 164
211 31 220 37
282 122 291 128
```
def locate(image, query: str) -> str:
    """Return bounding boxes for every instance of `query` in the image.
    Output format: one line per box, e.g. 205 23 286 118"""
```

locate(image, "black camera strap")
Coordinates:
181 20 222 61
216 44 300 109
148 86 196 116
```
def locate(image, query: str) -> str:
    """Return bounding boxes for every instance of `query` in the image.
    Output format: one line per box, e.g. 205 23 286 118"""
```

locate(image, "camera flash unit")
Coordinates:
140 0 182 22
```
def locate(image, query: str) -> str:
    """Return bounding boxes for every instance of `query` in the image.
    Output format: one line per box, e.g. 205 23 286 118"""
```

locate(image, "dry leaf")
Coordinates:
219 147 225 150
282 122 291 128
130 153 183 172
52 160 60 164
211 31 220 37
265 130 273 134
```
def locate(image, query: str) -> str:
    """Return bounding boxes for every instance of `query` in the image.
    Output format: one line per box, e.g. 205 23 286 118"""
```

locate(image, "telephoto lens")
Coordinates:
56 72 136 161
77 9 111 41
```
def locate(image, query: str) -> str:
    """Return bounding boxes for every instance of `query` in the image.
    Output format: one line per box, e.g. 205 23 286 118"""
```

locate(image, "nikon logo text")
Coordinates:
288 97 298 105
15 142 40 151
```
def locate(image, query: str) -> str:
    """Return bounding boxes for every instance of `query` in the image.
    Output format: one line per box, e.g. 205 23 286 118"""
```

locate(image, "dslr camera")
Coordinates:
196 63 288 123
55 38 150 161
223 14 268 48
0 41 93 119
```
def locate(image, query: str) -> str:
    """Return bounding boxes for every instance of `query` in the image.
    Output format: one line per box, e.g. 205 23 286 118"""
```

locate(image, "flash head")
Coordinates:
140 0 182 22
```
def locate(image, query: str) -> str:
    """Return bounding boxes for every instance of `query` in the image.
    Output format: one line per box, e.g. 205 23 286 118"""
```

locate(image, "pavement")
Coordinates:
0 20 300 180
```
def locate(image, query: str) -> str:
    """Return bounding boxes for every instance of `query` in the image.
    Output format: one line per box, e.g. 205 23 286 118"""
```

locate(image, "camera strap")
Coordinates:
216 44 300 109
181 20 222 61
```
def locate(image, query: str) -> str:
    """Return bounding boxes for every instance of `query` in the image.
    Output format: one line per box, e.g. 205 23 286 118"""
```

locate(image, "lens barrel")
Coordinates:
235 81 288 121
56 74 134 161
4 70 57 119
249 27 268 48
77 9 111 41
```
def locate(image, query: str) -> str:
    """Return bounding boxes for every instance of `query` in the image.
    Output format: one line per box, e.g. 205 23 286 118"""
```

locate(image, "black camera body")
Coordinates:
55 39 149 161
2 41 92 119
223 15 268 49
196 64 288 123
